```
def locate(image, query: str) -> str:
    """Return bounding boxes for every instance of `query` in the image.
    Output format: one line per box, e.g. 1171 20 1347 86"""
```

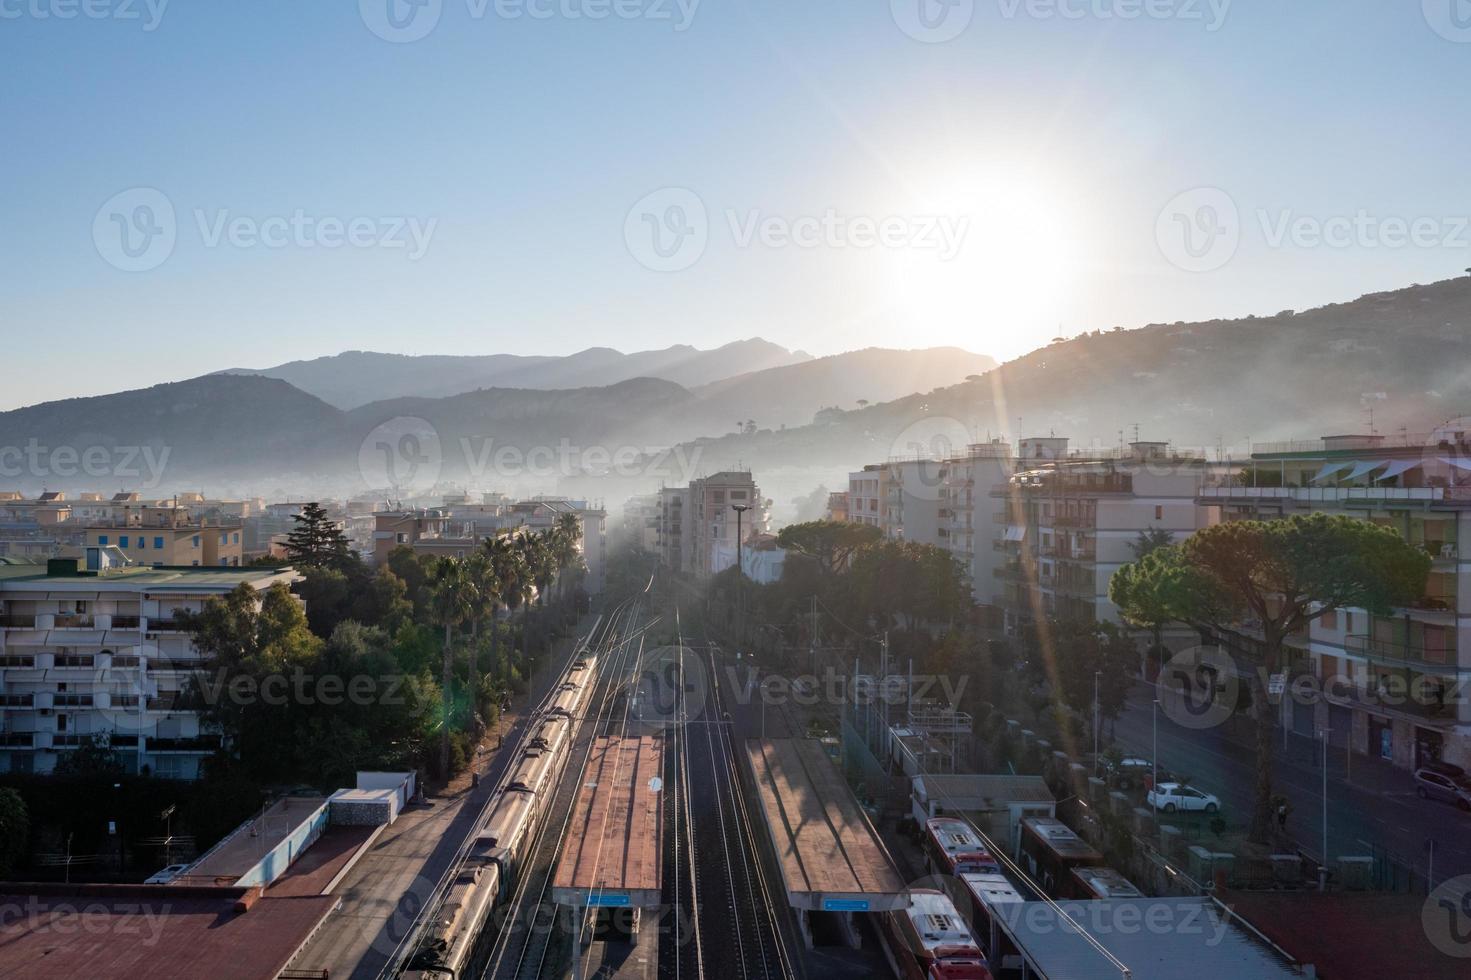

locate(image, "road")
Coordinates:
1109 681 1471 885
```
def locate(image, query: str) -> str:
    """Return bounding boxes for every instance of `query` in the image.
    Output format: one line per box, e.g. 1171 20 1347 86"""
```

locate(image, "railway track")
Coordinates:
479 584 658 980
660 618 798 980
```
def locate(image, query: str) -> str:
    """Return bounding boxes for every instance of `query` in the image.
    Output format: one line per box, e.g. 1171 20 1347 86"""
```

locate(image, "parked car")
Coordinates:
1414 762 1471 812
1109 756 1153 789
1147 782 1220 814
144 863 191 885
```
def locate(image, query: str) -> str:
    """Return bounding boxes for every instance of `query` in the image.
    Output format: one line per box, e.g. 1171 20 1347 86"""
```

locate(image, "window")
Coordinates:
137 538 145 550
219 533 227 545
1322 609 1337 630
192 535 200 547
154 537 164 549
120 536 130 548
232 533 239 543
1155 506 1164 520
98 535 109 546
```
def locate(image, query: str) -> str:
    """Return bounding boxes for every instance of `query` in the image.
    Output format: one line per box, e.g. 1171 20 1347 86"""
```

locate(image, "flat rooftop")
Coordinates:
178 796 328 885
1001 897 1299 980
744 738 906 912
0 564 295 591
552 735 664 907
0 884 337 980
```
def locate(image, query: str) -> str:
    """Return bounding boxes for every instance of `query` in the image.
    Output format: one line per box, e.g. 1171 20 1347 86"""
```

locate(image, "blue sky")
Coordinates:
3 0 1470 410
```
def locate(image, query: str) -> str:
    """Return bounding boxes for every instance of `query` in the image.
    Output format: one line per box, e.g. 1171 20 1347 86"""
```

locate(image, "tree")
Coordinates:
1108 546 1213 674
1130 526 1176 559
428 558 472 778
1114 513 1429 842
0 788 28 878
52 733 126 777
776 520 882 575
462 551 498 713
284 503 353 571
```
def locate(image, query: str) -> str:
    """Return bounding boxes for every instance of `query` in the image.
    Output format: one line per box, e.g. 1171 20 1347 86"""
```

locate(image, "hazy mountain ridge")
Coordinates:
657 276 1471 475
222 339 812 409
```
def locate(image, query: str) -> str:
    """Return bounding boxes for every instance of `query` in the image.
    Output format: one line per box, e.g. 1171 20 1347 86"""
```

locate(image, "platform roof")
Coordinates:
744 738 907 912
552 735 664 908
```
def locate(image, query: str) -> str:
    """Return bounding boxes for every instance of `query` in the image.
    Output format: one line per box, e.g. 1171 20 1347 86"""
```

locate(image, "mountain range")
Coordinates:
6 275 1470 503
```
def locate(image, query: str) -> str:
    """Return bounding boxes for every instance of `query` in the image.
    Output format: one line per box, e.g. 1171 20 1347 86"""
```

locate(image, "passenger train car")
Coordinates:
402 651 598 979
881 888 993 980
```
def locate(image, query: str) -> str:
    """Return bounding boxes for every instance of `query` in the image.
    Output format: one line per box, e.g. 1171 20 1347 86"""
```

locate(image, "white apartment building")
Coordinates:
937 440 1016 609
997 439 1214 631
847 467 883 529
657 472 765 578
1199 429 1471 771
0 552 299 779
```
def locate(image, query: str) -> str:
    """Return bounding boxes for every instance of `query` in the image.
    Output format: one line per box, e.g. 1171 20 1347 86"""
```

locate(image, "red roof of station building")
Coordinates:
0 883 337 980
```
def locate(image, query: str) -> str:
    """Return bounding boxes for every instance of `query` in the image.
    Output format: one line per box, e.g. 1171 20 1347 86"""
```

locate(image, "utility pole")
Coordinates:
731 503 750 640
1093 671 1101 776
1319 728 1329 892
1152 698 1160 839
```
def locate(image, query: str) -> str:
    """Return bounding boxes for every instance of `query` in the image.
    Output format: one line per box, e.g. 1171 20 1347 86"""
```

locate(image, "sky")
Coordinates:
3 0 1471 410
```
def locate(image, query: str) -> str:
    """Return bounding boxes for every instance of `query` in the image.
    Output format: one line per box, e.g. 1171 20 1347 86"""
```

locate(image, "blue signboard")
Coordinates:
822 898 870 912
588 892 631 907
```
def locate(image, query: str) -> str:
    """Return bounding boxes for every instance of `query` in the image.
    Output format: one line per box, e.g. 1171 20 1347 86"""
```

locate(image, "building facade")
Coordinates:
1200 429 1471 770
0 555 299 778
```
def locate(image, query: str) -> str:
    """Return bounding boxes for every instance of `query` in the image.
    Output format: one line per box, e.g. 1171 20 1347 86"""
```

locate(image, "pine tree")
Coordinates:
285 502 352 570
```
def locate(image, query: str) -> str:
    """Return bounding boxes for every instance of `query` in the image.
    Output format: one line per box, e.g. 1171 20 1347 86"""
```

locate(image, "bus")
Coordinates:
1015 816 1103 899
1070 865 1145 901
924 816 1002 877
882 888 993 980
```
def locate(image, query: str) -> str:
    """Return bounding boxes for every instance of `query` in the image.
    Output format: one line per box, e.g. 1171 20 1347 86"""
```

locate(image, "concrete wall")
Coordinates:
235 802 329 889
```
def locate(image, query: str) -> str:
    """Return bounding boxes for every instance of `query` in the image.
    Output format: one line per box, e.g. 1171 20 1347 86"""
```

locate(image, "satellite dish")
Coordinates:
648 776 663 793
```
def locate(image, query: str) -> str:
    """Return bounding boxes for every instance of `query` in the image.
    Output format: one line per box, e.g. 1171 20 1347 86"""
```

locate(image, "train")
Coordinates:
401 651 599 979
881 888 993 980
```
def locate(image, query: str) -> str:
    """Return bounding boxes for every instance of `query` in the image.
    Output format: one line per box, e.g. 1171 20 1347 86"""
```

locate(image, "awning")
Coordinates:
1440 456 1471 472
1377 459 1421 481
1311 461 1352 483
1004 525 1027 542
1344 460 1384 480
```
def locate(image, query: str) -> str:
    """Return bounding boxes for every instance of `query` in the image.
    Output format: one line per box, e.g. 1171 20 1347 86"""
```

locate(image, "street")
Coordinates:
1109 681 1471 887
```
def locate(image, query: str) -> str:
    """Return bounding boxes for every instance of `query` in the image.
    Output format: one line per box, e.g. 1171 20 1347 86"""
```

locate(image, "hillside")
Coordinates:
658 276 1471 476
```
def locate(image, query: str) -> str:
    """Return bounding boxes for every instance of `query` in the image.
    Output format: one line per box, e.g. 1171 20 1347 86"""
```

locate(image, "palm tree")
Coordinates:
428 558 472 778
518 532 553 665
552 513 583 605
483 533 526 683
463 550 498 716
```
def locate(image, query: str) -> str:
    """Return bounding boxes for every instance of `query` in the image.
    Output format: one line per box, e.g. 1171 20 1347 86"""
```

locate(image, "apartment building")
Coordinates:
825 490 849 523
373 508 451 565
847 466 883 529
937 440 1016 608
1199 429 1471 771
656 472 765 577
997 439 1213 632
0 553 299 778
657 486 691 573
85 499 244 567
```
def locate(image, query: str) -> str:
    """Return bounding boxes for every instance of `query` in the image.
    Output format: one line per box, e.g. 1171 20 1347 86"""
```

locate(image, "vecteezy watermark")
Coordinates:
1155 644 1240 731
359 0 699 43
994 894 1233 944
0 0 170 30
357 416 706 494
722 665 970 709
891 0 1230 42
1155 187 1240 273
1157 187 1471 273
891 0 975 43
886 415 973 502
1424 875 1471 958
1423 0 1471 43
0 897 172 947
0 440 170 487
624 187 970 272
93 188 437 272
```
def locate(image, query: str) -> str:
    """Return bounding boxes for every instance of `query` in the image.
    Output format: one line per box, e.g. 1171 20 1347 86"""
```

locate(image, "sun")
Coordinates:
879 167 1085 357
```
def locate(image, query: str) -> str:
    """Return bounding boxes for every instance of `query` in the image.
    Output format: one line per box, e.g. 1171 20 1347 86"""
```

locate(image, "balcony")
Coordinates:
1200 485 1461 506
53 655 96 670
51 615 95 629
109 616 142 630
147 618 191 632
0 615 36 629
149 658 205 672
53 694 94 708
1344 634 1458 669
0 694 33 708
0 732 34 748
147 735 220 753
0 655 36 669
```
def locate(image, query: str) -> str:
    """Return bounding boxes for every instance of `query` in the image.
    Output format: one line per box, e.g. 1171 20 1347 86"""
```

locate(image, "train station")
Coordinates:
742 737 907 948
551 735 666 947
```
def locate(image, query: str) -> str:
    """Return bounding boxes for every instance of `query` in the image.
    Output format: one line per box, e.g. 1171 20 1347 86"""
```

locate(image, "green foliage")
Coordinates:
776 520 881 574
284 502 354 571
51 734 125 777
0 788 28 877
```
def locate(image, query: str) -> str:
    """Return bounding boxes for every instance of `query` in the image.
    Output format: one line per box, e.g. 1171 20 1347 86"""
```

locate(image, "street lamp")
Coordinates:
1092 670 1101 777
1152 697 1160 837
732 503 751 636
1318 727 1330 892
